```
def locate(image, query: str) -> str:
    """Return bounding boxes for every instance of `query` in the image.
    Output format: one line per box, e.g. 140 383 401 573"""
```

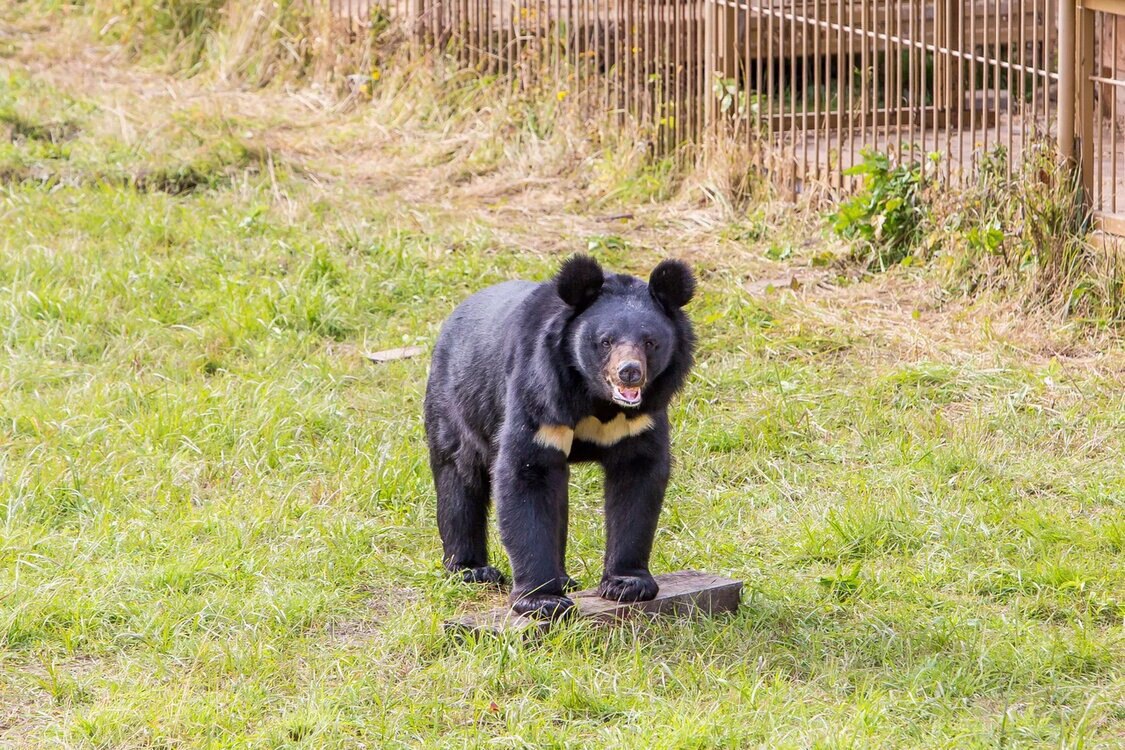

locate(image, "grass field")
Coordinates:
1 11 1123 749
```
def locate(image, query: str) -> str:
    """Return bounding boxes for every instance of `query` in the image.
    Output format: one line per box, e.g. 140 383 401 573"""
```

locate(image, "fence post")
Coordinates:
720 0 737 81
411 0 428 43
1077 0 1095 208
704 0 715 129
1058 0 1076 166
703 0 738 137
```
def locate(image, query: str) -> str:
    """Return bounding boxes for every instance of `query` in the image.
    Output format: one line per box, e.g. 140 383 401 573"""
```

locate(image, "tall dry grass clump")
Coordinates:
936 145 1125 324
75 0 378 87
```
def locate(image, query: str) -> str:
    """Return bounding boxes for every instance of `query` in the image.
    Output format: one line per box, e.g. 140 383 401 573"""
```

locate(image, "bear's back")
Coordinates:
427 280 540 452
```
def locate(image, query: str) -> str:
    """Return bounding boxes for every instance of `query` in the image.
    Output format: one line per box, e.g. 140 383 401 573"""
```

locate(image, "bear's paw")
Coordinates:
461 566 505 586
598 573 659 602
511 593 576 620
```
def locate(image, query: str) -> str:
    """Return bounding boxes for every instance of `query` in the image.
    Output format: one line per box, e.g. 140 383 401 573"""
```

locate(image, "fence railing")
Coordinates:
333 0 1125 234
706 0 1061 198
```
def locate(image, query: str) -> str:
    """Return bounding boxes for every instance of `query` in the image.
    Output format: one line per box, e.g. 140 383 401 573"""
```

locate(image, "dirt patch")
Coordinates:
324 586 423 646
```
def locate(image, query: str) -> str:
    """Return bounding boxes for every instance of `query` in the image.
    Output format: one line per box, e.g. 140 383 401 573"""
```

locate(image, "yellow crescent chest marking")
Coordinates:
574 413 655 447
534 424 575 456
534 414 654 455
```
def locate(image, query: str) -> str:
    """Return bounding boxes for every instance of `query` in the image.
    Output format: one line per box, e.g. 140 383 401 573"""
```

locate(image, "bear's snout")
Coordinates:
606 343 647 406
617 361 644 386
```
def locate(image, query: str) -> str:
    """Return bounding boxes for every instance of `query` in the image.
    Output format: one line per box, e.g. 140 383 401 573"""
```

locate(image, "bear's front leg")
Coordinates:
494 420 575 620
599 421 671 602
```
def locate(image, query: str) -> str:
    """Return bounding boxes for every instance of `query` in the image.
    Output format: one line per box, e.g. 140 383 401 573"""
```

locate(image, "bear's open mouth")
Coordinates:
610 383 643 407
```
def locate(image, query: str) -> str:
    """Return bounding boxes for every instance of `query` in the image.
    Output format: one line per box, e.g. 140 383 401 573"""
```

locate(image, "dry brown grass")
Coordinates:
7 4 1123 381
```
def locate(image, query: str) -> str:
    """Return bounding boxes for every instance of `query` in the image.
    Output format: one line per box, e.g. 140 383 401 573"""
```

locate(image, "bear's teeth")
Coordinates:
614 386 641 404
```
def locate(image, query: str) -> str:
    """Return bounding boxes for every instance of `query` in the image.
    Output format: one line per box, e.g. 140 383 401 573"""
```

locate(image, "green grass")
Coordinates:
1 23 1123 750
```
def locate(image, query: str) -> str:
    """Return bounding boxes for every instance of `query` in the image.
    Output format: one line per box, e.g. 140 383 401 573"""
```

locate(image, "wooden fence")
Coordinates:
332 0 1125 233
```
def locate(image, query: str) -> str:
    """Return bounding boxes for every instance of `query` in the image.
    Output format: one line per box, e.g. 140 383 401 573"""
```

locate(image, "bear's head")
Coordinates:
556 254 695 409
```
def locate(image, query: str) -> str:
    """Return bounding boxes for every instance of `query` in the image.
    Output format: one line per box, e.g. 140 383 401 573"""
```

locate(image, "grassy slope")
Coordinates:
1 15 1123 750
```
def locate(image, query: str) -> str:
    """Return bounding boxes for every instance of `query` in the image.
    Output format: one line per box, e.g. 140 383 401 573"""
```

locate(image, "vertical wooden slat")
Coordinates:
491 0 499 76
859 0 869 161
883 0 891 164
658 0 666 153
896 0 905 161
624 0 633 126
920 0 928 181
652 0 660 151
943 0 953 183
981 0 989 158
675 0 683 151
764 0 773 157
846 0 855 184
621 0 630 120
643 0 650 132
758 1 767 172
598 0 606 119
925 0 932 168
792 0 801 192
510 0 516 82
776 1 786 178
1047 0 1055 134
1113 14 1119 214
969 0 978 170
831 0 837 185
1031 0 1039 138
1095 16 1104 212
954 0 964 185
570 0 577 109
1012 0 1022 175
688 0 697 143
472 0 478 66
931 0 940 179
903 0 912 173
989 0 998 160
835 0 844 187
647 0 654 134
918 0 924 164
915 0 923 178
1078 5 1094 208
675 0 684 147
1058 0 1075 164
802 0 810 184
698 0 706 143
1008 0 1017 182
575 0 583 111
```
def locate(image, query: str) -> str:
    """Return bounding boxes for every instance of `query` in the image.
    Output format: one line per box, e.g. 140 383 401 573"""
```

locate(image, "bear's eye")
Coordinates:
644 340 657 350
600 338 612 349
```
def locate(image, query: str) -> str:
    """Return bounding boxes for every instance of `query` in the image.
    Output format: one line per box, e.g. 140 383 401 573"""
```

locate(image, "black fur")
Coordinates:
424 256 696 619
555 254 605 310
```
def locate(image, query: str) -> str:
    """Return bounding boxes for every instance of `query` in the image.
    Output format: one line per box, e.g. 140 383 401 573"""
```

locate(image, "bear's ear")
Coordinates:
649 259 695 309
556 254 605 310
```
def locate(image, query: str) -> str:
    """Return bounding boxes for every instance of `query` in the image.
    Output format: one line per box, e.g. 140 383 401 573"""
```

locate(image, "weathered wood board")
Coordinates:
444 570 742 638
365 345 425 363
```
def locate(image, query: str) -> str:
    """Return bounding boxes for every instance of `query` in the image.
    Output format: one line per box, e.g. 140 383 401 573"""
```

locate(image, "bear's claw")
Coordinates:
560 574 582 593
460 566 505 585
598 573 658 602
511 593 576 620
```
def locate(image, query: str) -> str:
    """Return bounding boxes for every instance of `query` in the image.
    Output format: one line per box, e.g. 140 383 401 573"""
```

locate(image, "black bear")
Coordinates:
424 255 695 619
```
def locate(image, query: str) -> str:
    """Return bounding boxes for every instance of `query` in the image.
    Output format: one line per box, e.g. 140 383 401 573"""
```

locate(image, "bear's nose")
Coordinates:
617 361 644 386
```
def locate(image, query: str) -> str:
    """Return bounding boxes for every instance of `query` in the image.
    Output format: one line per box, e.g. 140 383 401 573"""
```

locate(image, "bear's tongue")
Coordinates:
613 385 642 405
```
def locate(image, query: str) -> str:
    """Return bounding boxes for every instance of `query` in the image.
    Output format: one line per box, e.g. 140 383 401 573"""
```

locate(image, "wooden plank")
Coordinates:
444 570 743 637
1084 0 1125 15
1093 210 1125 237
365 345 425 363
